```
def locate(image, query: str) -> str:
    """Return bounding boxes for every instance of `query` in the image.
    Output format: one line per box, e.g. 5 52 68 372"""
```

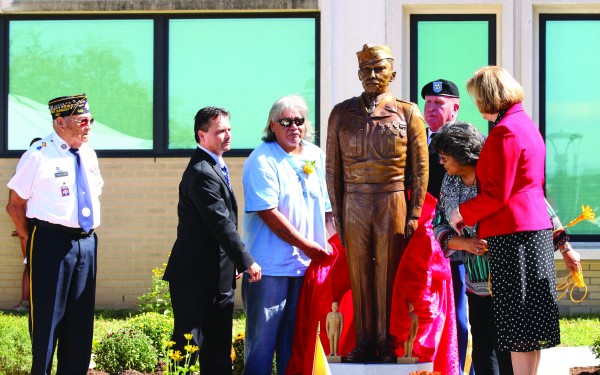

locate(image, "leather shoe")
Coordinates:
343 342 376 363
377 344 397 363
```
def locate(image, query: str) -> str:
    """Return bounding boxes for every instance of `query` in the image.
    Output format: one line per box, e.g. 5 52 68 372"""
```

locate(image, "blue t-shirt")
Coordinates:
242 141 331 276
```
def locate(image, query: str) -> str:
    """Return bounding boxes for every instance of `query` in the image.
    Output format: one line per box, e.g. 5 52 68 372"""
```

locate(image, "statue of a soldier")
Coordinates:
326 44 428 363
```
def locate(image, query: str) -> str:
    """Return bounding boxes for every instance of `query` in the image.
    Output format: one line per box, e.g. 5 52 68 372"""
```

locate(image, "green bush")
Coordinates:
230 331 276 375
124 312 173 356
0 312 32 375
592 334 600 364
95 327 158 374
138 263 172 316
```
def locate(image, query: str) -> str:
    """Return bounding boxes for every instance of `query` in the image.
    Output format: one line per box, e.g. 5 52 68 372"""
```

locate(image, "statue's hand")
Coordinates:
405 218 419 239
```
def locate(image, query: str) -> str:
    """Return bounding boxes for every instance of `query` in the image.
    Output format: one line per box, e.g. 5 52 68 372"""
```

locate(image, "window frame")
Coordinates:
409 14 497 132
0 12 320 158
540 13 600 242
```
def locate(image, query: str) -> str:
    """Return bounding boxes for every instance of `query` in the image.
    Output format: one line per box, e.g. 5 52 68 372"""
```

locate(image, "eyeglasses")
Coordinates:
66 117 94 127
278 118 305 127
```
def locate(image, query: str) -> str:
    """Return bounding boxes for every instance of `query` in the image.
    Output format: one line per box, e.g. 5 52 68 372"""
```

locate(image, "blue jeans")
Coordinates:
242 274 303 375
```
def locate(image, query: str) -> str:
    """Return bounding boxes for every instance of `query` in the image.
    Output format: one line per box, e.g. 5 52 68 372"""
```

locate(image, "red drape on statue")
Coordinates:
286 193 458 375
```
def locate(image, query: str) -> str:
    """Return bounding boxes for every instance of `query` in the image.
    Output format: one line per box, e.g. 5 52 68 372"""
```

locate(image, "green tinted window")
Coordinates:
168 18 316 150
412 17 494 135
8 19 154 150
544 19 600 236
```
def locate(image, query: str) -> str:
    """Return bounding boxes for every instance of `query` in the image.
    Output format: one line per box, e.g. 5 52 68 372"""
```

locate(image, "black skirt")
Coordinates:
487 229 560 352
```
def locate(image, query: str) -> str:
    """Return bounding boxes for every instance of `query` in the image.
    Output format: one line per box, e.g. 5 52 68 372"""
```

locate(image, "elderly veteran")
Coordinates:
7 94 103 375
421 79 461 198
326 44 428 363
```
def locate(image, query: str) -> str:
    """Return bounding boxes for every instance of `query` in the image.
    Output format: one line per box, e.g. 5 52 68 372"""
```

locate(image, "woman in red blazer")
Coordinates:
450 66 559 375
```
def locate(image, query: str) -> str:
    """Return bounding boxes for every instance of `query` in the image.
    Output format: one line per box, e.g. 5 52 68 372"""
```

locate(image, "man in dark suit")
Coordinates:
163 106 261 375
421 80 474 375
421 79 460 198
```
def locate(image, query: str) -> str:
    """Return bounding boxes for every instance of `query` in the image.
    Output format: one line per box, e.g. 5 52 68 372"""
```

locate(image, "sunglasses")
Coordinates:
278 117 305 127
67 117 95 127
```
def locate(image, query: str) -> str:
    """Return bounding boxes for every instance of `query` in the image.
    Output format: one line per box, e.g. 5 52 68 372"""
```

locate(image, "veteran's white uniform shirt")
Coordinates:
7 131 103 229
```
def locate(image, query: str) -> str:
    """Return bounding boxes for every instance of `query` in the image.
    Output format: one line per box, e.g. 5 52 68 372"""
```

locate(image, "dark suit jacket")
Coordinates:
427 130 446 199
164 148 254 293
460 103 551 238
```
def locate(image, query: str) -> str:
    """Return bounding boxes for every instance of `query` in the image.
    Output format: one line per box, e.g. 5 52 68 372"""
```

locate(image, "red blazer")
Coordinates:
459 103 552 238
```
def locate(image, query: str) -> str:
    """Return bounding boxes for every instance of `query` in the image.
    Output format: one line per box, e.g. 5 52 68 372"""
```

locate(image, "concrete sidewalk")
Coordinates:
539 346 598 375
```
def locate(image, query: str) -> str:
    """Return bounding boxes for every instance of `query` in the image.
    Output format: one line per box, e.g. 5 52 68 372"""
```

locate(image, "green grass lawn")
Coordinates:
558 313 600 347
3 309 599 347
0 309 598 375
90 311 598 347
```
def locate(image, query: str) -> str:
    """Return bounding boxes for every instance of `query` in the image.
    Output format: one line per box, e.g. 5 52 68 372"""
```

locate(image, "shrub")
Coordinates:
232 332 245 375
125 312 173 357
230 332 276 375
592 334 600 364
138 263 172 316
0 312 32 375
95 327 158 374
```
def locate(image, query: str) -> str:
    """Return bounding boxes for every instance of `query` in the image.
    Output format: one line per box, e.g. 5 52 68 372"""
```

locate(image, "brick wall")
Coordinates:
0 156 248 309
1 157 598 313
555 256 600 314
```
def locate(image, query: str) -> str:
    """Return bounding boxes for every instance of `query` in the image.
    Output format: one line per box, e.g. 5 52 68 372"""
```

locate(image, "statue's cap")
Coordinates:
356 44 394 67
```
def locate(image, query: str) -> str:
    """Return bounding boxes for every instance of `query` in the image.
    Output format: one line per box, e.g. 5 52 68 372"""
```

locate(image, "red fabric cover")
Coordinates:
286 193 457 375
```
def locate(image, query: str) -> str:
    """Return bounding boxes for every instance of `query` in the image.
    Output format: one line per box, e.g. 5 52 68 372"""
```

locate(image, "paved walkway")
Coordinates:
539 346 597 375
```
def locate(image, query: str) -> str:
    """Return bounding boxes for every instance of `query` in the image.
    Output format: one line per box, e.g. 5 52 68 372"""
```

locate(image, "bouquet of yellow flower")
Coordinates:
553 204 595 233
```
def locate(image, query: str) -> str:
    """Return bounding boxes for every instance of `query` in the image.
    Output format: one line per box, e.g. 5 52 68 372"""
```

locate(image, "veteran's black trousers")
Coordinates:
27 224 97 375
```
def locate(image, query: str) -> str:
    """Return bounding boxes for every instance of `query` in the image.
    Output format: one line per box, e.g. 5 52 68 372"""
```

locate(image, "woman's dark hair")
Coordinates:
431 121 485 167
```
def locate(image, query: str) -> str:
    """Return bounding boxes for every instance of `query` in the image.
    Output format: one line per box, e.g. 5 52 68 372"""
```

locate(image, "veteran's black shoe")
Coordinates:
342 342 377 363
377 345 397 363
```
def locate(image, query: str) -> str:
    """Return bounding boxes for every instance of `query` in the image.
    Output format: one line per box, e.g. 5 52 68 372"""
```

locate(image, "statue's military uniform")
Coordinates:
326 91 428 358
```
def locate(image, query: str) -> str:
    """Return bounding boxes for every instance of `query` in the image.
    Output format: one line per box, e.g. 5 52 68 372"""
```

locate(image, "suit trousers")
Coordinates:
169 280 235 375
28 225 97 375
343 190 407 346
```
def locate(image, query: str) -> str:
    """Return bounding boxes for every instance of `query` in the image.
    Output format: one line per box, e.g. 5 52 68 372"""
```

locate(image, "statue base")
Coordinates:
329 362 433 375
327 355 342 363
397 357 418 364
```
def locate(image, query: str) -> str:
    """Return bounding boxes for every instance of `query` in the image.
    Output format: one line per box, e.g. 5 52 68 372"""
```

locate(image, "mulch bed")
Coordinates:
570 367 600 375
87 361 165 375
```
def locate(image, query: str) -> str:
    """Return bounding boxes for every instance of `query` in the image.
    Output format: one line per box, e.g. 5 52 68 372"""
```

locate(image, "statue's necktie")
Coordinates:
221 165 232 188
69 148 94 232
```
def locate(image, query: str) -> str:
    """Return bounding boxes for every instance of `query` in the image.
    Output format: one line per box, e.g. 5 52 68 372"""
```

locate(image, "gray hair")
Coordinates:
262 95 314 142
431 121 485 166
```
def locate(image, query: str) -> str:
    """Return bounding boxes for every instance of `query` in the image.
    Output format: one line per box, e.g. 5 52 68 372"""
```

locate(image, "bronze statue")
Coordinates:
326 44 428 363
326 301 344 357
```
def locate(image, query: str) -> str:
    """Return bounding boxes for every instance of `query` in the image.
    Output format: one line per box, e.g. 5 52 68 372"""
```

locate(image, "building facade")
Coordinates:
0 0 598 312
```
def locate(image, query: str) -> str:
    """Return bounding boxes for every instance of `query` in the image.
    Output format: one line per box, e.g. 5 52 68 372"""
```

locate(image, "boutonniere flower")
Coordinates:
303 160 316 174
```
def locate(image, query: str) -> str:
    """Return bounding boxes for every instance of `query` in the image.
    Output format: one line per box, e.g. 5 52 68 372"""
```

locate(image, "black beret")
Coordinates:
421 79 460 99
